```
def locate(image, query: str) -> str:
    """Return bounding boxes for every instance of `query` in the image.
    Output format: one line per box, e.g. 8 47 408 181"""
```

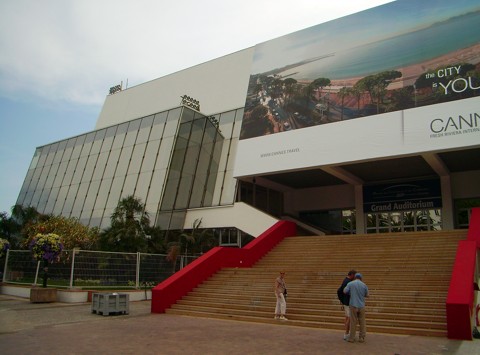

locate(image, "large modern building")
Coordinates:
16 0 480 241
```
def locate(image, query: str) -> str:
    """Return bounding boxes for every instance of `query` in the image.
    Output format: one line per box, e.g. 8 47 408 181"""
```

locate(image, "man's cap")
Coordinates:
355 273 363 279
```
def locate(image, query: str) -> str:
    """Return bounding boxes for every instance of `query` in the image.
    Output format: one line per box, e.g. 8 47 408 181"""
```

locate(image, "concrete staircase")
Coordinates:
166 230 467 337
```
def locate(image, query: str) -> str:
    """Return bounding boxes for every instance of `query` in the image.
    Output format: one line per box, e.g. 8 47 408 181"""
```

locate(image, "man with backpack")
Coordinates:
337 269 356 341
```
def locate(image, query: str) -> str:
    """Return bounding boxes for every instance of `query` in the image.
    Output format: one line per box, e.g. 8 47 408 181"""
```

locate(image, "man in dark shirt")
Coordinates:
337 269 356 340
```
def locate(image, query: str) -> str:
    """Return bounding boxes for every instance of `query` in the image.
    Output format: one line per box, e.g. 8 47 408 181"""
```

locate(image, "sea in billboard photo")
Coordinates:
240 0 480 140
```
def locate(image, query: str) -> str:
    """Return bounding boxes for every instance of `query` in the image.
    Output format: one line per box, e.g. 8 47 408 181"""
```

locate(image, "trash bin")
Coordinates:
91 292 129 316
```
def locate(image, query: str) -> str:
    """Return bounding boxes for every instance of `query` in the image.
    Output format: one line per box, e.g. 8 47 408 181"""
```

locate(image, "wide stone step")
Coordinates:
175 299 446 321
165 309 447 337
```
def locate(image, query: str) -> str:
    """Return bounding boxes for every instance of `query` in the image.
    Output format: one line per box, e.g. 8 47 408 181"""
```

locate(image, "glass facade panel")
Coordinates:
95 178 113 210
92 151 109 181
106 175 125 208
63 138 76 161
79 210 92 226
29 148 41 170
146 168 166 212
83 154 98 182
45 163 59 189
112 123 128 150
35 166 49 192
174 175 193 209
44 187 59 214
156 137 175 170
160 177 180 211
150 112 167 140
100 212 112 229
124 119 140 147
166 107 182 122
169 211 187 230
53 161 68 188
123 173 138 197
63 159 78 184
38 188 51 212
180 107 195 123
135 172 152 203
30 185 43 207
71 156 88 185
232 109 244 138
137 115 154 143
44 143 58 167
71 135 85 159
164 118 179 137
53 141 67 164
90 209 104 227
103 149 120 179
80 132 95 157
218 110 235 137
53 185 68 215
36 146 49 167
141 140 161 173
91 129 106 154
101 126 117 152
115 146 133 177
72 182 90 216
63 184 80 215
156 212 172 230
128 143 147 174
220 169 236 205
83 180 101 213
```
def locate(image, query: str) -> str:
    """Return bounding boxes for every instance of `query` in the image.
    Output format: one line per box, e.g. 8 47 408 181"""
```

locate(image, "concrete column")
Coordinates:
441 175 454 230
355 184 365 234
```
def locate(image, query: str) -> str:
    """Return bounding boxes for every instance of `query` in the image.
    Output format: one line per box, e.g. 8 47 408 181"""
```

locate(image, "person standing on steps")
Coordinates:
344 273 369 343
274 271 288 320
337 269 357 340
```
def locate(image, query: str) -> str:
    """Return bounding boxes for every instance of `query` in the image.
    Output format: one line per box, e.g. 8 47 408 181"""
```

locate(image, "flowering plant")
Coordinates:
29 233 64 263
29 233 64 288
0 238 10 258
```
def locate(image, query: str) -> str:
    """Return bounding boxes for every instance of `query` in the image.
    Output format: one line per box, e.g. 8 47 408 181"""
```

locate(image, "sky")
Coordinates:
0 0 393 215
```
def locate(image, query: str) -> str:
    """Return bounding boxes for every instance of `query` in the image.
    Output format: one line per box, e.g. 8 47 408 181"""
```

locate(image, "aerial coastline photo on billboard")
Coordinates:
239 0 480 140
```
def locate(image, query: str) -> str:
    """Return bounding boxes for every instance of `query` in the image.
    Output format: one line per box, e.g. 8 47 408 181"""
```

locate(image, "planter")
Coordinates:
30 287 57 303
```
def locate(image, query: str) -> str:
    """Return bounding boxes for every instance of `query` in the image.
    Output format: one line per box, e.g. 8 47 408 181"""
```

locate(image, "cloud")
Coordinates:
0 0 393 107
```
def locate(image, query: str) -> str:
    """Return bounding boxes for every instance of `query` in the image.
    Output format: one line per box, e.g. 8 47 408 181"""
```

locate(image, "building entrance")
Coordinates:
365 209 442 233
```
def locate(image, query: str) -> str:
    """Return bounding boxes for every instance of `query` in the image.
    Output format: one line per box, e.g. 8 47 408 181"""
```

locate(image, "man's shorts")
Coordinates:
344 306 351 317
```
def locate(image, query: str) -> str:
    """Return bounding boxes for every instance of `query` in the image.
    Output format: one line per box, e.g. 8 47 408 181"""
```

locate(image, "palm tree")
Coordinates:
166 218 218 272
283 78 297 105
4 205 45 248
99 195 151 252
337 87 350 120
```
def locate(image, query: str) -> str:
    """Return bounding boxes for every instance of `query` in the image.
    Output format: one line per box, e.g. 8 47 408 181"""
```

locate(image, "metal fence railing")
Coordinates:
1 249 198 289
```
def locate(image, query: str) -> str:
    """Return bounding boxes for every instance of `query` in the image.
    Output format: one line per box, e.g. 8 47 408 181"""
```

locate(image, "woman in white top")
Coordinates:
274 271 288 320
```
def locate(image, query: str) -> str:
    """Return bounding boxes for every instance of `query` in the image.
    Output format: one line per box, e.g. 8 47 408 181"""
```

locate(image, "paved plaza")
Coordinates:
0 294 478 354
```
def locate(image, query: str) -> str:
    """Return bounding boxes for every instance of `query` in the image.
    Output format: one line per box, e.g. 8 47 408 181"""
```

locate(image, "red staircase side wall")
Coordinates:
151 220 296 313
446 207 480 340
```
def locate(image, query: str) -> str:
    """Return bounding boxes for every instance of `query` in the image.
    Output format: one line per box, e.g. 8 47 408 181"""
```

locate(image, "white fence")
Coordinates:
1 249 198 289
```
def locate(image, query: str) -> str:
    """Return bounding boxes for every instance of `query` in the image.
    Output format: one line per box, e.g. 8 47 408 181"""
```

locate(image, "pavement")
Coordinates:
0 294 479 355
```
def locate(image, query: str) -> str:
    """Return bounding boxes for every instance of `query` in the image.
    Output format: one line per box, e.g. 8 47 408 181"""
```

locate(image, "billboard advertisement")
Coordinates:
239 0 480 141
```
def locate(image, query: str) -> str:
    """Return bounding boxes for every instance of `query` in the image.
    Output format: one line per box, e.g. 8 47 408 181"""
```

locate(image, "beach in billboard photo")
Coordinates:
239 0 480 140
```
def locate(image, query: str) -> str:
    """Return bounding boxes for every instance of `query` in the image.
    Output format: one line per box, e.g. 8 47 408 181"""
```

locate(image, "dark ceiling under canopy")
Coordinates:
254 147 480 189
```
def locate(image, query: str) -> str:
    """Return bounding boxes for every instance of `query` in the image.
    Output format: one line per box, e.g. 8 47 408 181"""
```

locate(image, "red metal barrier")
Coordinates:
151 220 296 313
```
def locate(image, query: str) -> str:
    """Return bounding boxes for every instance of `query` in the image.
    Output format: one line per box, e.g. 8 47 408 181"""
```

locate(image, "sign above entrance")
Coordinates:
363 179 442 213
